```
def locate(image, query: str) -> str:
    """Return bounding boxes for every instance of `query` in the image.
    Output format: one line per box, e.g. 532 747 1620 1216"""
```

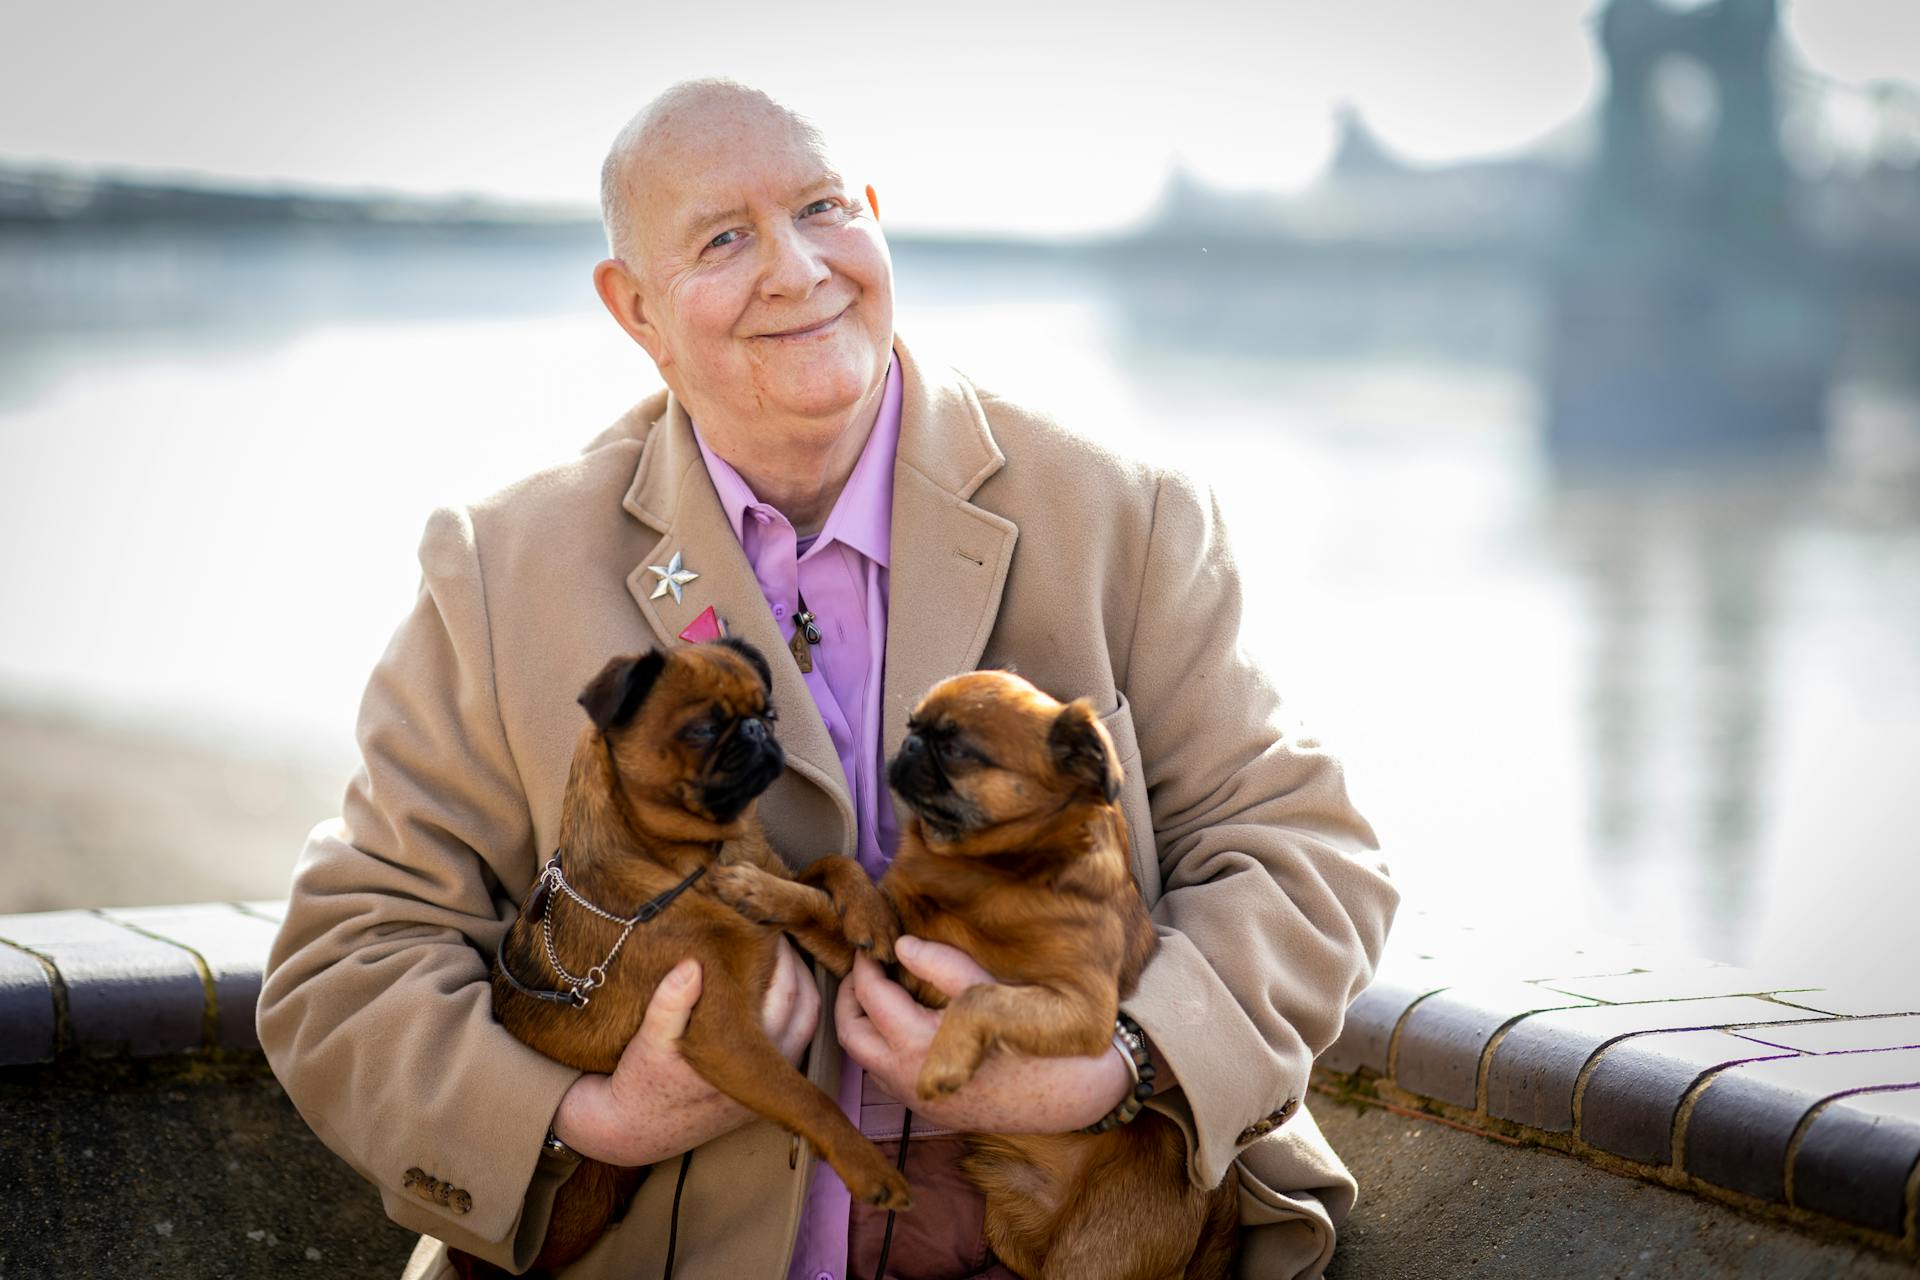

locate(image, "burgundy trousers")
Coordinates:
844 1135 1020 1280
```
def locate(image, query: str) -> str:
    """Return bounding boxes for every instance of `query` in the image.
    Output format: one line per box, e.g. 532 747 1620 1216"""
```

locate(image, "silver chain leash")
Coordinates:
534 854 711 1009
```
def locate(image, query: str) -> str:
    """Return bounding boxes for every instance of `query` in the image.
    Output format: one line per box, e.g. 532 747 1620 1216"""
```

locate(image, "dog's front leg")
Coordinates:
679 986 912 1211
710 856 897 974
917 982 1114 1100
797 855 899 962
707 859 874 975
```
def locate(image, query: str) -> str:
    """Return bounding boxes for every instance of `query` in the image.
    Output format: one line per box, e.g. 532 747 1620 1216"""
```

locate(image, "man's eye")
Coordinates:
801 199 837 217
707 229 742 249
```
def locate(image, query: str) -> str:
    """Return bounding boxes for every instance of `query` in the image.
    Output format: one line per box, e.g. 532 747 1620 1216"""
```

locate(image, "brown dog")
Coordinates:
714 670 1239 1280
470 639 908 1277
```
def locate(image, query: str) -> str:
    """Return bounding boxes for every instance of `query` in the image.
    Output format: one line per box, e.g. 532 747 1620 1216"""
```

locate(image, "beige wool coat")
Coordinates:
257 337 1399 1280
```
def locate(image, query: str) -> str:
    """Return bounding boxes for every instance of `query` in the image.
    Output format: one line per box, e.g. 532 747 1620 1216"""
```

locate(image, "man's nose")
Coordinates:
760 221 830 298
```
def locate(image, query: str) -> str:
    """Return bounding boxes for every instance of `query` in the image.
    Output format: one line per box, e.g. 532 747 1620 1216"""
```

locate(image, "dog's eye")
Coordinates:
680 719 720 745
936 738 969 766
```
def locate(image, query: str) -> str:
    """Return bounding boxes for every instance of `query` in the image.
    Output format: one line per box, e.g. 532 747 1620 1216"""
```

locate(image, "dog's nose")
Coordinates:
740 717 769 745
898 733 925 760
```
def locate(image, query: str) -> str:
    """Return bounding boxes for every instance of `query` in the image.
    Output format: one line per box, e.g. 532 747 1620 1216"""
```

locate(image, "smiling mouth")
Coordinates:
757 304 849 340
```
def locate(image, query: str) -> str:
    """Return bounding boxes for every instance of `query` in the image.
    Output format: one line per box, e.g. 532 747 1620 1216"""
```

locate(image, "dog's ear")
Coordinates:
1048 698 1122 803
578 650 668 731
715 636 774 694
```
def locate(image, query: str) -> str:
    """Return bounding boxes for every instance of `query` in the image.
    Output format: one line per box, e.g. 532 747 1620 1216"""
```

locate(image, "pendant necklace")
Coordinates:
789 592 822 673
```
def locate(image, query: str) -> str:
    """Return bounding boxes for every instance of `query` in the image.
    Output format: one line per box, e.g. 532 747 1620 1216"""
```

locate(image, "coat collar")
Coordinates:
619 335 1018 862
876 338 1019 769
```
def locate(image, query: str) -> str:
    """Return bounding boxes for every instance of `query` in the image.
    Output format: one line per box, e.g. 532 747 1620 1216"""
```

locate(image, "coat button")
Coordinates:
1265 1098 1297 1126
1238 1098 1301 1145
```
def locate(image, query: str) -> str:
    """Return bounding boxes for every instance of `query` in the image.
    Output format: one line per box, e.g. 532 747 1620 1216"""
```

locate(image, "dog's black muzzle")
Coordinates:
888 732 938 802
888 733 982 836
701 718 784 823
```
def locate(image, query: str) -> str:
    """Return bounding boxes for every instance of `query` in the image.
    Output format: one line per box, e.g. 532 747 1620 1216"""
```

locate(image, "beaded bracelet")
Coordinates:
1083 1011 1156 1134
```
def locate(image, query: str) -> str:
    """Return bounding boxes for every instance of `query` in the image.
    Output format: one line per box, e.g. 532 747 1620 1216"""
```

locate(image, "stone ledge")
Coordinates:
0 901 280 1062
1 898 1915 1269
1319 907 1920 1262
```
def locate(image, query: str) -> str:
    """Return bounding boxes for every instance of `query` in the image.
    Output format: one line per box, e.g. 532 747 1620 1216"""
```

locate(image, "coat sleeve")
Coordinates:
256 505 582 1269
1116 468 1399 1188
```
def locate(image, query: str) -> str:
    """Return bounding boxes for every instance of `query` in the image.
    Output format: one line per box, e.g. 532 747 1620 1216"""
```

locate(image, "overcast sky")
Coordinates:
3 0 1915 235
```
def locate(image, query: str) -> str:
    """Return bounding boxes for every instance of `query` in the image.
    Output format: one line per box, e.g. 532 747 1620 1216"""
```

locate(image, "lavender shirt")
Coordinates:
692 356 904 1280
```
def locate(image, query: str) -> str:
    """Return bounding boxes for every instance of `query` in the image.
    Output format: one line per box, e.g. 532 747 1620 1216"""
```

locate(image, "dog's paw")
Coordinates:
849 1164 913 1213
915 1053 977 1100
707 864 788 926
837 894 900 964
917 1022 990 1099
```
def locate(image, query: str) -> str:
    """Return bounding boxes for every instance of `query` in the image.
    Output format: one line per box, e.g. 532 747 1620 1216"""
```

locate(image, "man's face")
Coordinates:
620 104 894 443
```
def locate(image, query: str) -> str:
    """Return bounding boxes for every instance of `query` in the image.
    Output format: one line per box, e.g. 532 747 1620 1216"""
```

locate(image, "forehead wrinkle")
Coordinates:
602 78 842 261
679 201 747 243
674 166 849 247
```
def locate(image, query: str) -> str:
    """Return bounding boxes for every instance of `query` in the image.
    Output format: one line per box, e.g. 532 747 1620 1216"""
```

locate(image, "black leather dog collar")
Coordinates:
493 852 708 1009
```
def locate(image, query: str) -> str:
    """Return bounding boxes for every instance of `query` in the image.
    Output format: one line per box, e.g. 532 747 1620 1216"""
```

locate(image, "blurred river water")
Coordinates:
2 230 1917 993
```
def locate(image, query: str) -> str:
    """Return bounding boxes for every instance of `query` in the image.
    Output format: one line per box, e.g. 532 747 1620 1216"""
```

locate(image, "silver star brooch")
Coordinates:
646 551 699 604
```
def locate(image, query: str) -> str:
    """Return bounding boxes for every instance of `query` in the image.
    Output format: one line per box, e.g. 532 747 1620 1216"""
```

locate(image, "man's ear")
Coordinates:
1048 699 1121 803
865 184 880 220
578 650 668 731
592 258 668 366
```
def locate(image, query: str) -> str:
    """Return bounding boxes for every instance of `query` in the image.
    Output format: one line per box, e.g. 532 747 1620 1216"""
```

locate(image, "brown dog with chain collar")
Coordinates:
712 670 1240 1280
469 640 909 1277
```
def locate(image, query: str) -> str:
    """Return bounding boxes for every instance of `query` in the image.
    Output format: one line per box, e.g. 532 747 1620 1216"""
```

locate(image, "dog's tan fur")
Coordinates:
461 641 908 1277
715 670 1238 1280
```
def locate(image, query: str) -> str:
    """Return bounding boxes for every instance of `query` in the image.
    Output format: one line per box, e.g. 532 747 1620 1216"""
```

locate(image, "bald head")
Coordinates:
587 76 895 482
599 79 832 262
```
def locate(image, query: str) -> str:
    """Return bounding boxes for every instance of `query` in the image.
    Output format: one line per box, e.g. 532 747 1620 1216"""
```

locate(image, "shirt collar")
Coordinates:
692 354 901 568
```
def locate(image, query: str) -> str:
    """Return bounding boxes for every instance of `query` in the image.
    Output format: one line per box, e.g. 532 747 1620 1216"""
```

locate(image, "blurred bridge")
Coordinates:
1547 0 1830 458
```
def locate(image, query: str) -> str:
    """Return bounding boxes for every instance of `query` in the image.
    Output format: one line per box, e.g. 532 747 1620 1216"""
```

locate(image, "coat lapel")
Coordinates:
620 394 852 849
880 340 1020 758
615 340 1020 866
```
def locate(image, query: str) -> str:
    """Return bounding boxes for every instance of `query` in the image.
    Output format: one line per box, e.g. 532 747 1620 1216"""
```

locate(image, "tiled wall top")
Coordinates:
1319 908 1920 1257
0 902 284 1063
4 900 1915 1260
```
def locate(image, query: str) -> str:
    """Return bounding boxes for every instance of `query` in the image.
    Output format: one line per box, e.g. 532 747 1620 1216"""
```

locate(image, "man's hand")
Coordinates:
550 937 819 1167
836 937 1133 1134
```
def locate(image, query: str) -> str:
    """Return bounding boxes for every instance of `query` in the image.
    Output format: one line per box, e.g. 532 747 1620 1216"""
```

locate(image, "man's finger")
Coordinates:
779 963 821 1061
851 954 940 1045
895 935 994 1001
760 939 797 1036
834 975 889 1068
637 957 702 1054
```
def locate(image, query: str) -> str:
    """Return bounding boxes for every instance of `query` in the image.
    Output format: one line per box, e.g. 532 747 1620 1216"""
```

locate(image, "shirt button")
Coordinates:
816 1272 834 1280
773 604 787 618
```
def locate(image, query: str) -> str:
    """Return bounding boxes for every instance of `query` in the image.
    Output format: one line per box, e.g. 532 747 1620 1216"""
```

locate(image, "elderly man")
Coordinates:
258 79 1396 1280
